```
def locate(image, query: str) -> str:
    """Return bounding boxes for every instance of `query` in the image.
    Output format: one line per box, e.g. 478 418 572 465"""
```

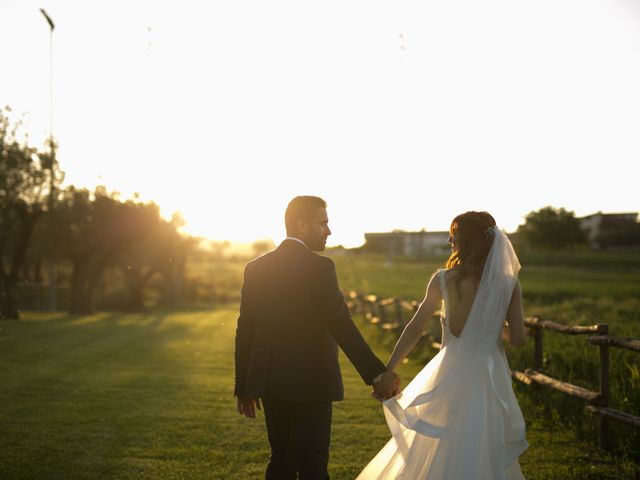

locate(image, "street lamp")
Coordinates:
40 8 56 311
40 8 54 139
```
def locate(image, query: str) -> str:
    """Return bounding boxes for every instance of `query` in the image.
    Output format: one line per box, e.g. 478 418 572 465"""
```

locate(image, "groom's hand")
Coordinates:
372 371 400 401
237 396 261 419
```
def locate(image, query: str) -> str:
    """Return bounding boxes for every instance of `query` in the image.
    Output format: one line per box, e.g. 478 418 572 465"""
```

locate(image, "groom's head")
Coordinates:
285 196 331 251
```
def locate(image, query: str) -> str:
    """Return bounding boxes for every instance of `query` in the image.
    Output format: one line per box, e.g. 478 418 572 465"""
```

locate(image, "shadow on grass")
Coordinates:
0 306 263 480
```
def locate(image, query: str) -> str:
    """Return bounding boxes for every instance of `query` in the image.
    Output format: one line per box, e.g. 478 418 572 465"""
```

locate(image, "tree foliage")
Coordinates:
0 107 63 319
49 187 194 314
2 105 196 317
517 206 587 250
116 209 194 311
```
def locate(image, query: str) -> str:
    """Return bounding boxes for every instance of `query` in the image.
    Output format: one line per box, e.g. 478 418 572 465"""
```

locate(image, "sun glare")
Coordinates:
1 0 638 249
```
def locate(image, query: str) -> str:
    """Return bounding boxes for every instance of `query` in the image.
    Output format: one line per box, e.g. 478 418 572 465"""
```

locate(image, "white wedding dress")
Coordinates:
357 229 528 480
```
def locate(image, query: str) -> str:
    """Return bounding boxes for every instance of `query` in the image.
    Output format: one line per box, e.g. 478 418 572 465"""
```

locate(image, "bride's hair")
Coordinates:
445 211 496 291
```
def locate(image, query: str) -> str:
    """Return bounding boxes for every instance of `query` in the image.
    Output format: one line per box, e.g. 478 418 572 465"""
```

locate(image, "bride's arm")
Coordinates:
504 280 527 347
386 273 442 372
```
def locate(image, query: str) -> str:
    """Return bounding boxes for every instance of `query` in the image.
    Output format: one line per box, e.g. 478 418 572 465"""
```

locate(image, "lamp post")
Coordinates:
40 8 56 311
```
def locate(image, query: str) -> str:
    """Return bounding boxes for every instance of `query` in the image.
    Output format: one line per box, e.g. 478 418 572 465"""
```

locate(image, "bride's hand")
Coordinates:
391 382 401 397
371 371 401 401
371 391 387 402
371 386 401 402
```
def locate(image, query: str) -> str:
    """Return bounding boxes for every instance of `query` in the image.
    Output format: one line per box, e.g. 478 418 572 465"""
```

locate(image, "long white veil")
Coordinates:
457 227 521 352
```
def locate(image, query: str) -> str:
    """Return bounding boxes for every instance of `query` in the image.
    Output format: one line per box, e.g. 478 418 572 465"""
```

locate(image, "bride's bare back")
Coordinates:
444 269 480 338
445 267 526 345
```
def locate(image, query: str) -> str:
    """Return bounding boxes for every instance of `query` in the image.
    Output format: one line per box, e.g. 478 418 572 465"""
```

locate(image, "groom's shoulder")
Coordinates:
310 253 336 274
244 248 278 274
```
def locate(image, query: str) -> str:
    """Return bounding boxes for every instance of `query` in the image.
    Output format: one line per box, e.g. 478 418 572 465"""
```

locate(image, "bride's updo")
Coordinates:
445 211 496 288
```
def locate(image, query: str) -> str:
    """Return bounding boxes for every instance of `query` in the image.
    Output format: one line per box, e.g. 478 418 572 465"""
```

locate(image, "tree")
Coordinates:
0 107 63 319
517 206 587 250
52 187 131 314
50 188 195 313
252 239 275 258
116 206 194 311
154 213 195 307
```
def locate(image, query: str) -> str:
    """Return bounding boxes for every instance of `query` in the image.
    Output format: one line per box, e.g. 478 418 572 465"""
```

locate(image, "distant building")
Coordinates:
579 212 639 249
363 230 450 257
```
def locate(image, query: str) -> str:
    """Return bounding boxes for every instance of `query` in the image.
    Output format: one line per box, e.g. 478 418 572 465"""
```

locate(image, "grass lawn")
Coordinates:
1 306 638 479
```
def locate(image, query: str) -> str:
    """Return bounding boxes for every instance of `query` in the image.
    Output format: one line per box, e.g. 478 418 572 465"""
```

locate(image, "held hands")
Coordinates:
237 396 261 419
372 370 401 402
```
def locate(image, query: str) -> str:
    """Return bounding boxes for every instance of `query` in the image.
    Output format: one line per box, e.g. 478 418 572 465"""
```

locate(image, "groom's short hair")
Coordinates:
285 196 327 234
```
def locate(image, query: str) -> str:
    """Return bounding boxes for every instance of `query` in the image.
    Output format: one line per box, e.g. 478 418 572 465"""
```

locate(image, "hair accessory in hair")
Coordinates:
484 225 495 238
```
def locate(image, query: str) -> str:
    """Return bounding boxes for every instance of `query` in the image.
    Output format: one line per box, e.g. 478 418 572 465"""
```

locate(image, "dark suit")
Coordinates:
234 239 386 479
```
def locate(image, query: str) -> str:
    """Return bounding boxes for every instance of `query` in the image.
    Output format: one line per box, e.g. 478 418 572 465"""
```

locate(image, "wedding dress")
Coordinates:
357 229 528 480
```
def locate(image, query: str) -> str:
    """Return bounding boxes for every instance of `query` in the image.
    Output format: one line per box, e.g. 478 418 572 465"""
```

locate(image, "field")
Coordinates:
331 251 640 459
1 250 639 479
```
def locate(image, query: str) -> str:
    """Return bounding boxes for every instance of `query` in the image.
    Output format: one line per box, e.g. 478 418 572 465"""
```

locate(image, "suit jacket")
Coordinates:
234 239 386 402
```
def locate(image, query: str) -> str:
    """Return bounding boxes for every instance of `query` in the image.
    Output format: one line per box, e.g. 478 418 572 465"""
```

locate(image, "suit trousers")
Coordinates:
262 398 332 480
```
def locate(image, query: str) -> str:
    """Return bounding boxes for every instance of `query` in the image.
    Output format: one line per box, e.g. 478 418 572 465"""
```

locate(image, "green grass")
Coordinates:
181 250 640 463
331 252 640 455
184 249 640 307
330 252 640 306
0 308 251 480
1 306 638 479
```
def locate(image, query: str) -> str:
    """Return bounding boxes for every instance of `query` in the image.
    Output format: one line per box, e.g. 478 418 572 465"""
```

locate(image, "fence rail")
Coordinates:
344 290 640 450
513 316 640 449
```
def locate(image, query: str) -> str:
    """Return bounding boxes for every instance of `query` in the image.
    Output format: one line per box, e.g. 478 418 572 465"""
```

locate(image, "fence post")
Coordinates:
597 323 610 449
363 297 373 322
532 317 544 400
348 292 360 315
378 300 387 325
534 316 544 371
395 298 403 326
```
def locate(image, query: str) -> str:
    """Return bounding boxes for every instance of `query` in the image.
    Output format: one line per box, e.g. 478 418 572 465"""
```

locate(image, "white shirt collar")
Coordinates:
285 236 308 249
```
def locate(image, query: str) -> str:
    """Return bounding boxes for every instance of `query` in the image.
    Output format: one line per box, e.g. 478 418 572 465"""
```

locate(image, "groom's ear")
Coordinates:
297 218 309 235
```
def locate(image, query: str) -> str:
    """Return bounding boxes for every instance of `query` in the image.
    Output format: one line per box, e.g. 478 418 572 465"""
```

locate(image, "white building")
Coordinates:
363 230 450 257
579 212 639 249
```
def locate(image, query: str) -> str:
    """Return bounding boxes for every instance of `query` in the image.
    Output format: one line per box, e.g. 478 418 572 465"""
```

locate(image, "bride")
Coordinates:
358 211 529 480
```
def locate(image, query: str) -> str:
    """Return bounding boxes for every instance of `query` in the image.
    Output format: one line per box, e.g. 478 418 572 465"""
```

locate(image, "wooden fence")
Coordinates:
513 317 640 449
344 290 640 450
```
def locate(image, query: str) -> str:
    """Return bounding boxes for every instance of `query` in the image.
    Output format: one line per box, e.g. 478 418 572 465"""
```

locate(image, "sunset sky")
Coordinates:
1 0 639 247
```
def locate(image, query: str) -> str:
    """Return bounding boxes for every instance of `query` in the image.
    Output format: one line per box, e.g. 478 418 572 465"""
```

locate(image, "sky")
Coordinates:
1 0 639 247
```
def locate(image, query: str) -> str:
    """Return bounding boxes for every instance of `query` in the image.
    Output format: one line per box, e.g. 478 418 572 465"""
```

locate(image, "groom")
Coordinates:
235 195 398 479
